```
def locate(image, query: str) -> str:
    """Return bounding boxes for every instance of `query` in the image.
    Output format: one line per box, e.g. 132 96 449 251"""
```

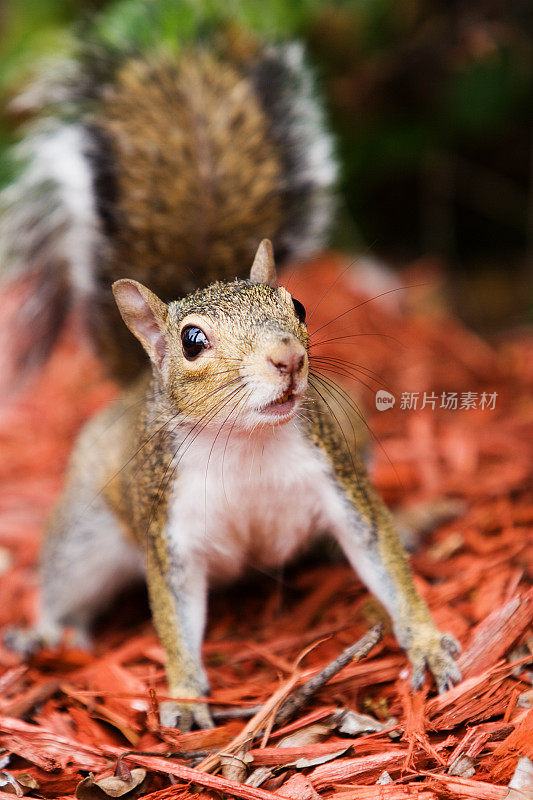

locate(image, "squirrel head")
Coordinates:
112 240 309 430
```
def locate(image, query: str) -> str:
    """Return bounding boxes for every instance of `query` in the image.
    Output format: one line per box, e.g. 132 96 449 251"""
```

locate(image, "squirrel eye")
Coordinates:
181 325 209 360
292 297 306 323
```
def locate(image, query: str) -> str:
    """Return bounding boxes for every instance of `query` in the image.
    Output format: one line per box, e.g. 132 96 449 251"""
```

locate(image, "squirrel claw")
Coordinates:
408 628 462 694
159 700 214 731
440 632 461 659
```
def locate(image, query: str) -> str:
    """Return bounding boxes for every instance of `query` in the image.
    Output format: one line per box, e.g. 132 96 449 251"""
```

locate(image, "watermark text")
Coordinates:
375 390 498 411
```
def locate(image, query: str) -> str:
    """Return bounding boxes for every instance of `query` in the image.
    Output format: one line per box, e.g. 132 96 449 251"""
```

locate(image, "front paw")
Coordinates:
407 626 461 694
159 699 214 731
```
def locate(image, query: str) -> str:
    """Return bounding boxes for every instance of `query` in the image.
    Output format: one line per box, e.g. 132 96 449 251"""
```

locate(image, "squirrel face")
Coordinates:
113 240 309 431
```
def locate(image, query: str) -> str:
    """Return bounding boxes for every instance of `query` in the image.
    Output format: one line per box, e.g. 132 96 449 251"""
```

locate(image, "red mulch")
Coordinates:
0 254 531 800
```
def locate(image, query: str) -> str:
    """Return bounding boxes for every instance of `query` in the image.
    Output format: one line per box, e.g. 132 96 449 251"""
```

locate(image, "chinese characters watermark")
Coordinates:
375 391 498 412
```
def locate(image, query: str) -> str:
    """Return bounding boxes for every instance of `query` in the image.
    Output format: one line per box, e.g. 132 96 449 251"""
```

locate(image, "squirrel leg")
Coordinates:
4 489 143 656
144 542 212 731
332 483 461 694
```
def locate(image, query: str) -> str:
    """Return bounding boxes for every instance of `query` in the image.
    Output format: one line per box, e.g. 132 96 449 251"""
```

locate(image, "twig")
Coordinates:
273 623 384 729
213 706 262 722
215 626 384 726
121 753 283 800
197 674 300 774
205 624 383 776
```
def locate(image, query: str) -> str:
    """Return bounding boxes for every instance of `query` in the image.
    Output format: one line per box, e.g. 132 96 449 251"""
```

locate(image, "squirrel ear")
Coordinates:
112 279 168 368
249 239 277 287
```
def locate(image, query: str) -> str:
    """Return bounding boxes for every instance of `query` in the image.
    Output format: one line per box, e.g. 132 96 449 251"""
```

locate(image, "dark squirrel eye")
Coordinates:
292 297 306 323
181 325 209 360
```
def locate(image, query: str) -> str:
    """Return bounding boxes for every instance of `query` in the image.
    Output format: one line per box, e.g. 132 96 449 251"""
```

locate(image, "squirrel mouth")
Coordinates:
260 388 299 418
274 388 293 405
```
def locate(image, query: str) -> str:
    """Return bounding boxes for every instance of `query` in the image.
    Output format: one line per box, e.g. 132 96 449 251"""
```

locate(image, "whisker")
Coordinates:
309 353 387 383
305 257 360 325
308 284 422 339
308 375 369 514
204 387 250 523
221 388 252 507
122 377 243 481
309 357 387 389
77 377 243 530
311 363 382 396
310 370 402 489
309 332 402 349
146 385 245 533
310 363 389 394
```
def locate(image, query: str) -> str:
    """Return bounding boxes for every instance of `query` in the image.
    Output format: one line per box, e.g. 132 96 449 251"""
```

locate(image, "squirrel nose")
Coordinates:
267 340 306 376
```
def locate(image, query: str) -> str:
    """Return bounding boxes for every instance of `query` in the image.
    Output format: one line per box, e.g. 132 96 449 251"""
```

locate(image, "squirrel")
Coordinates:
2 27 461 730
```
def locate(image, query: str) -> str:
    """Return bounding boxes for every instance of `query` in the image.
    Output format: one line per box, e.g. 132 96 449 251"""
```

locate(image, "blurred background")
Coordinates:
1 0 532 333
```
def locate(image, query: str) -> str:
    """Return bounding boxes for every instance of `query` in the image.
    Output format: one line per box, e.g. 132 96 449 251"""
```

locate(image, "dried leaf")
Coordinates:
220 750 253 782
448 755 476 778
278 724 333 748
0 771 38 797
334 709 397 737
75 769 147 800
518 690 533 708
245 767 275 788
508 756 533 798
13 774 39 794
0 772 23 797
0 770 38 797
292 748 351 769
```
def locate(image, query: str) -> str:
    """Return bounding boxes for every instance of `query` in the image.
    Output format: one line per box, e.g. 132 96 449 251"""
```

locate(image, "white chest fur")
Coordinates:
167 422 344 583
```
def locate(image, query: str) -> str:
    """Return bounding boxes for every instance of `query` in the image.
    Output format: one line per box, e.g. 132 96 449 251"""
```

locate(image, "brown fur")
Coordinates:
92 51 286 380
102 53 284 286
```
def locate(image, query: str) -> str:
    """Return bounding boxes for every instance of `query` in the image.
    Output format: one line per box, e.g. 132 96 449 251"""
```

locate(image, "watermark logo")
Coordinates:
375 390 396 411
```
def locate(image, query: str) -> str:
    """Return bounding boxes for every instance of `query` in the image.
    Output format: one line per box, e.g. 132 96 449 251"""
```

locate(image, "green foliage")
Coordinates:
79 0 322 54
444 48 531 140
0 1 75 91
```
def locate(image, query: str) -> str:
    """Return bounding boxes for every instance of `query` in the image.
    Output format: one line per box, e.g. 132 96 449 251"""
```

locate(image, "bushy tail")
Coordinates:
0 118 105 390
1 31 336 386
